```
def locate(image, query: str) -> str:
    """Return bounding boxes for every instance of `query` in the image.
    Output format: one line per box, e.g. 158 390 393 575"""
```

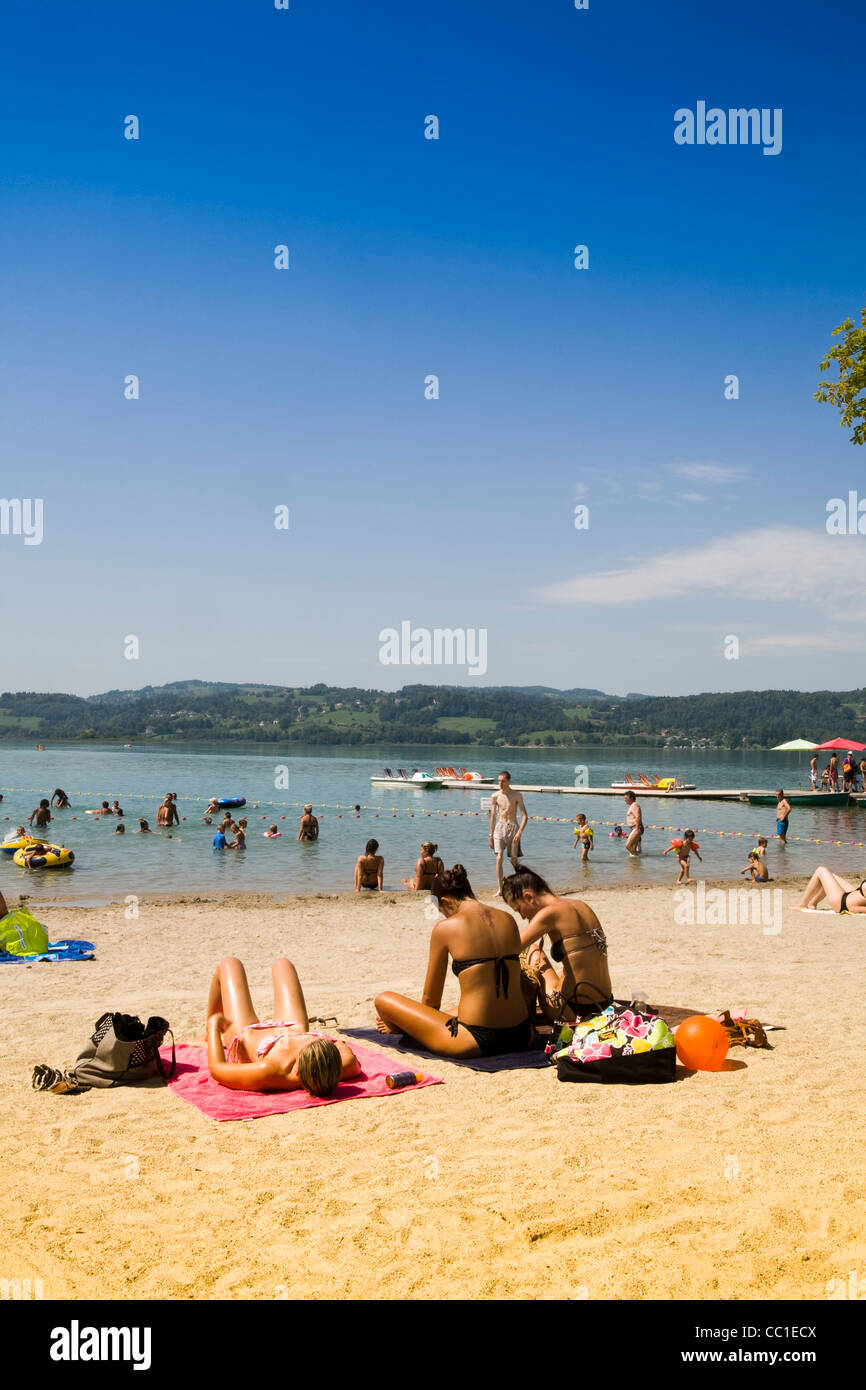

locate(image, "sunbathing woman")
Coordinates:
375 864 532 1057
403 841 445 891
204 956 360 1094
355 839 384 891
502 867 613 1022
794 866 866 914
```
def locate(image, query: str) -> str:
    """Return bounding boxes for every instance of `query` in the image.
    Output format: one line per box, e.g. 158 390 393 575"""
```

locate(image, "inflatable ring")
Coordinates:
216 797 246 809
13 844 75 868
1 834 46 856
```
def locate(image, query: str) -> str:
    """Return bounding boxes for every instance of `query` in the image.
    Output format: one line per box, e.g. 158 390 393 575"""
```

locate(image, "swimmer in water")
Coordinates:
298 805 319 842
264 825 281 838
139 819 152 833
29 799 52 828
572 814 594 861
51 789 71 809
115 823 126 835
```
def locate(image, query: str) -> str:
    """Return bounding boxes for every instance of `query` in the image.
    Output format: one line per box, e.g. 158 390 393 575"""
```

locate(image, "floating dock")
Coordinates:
442 783 850 803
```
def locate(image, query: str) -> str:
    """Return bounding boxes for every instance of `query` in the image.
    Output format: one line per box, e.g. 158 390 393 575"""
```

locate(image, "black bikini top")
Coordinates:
452 954 519 997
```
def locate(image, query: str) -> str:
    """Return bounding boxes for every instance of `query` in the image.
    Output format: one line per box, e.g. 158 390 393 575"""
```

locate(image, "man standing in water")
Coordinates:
489 771 528 895
776 789 792 845
623 791 643 856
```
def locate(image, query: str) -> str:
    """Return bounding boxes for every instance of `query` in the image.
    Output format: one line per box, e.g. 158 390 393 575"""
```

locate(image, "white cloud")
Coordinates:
682 491 709 502
669 461 747 484
536 526 866 605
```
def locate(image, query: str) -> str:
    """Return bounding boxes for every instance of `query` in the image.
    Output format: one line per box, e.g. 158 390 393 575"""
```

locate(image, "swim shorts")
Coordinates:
493 821 519 854
776 818 789 837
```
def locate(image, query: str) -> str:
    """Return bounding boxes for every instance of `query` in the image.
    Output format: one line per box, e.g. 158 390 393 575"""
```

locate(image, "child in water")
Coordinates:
663 829 702 884
115 823 125 835
754 835 768 858
572 814 594 861
263 824 282 838
741 850 770 883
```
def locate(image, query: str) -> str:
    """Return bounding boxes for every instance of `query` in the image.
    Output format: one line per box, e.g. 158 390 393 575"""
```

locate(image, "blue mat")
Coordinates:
342 1026 551 1072
0 938 95 964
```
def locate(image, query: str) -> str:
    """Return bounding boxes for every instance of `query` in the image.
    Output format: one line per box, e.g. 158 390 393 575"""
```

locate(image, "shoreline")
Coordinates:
9 874 814 913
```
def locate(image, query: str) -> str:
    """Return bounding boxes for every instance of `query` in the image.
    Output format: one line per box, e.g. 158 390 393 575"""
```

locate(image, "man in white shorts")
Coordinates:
489 770 528 895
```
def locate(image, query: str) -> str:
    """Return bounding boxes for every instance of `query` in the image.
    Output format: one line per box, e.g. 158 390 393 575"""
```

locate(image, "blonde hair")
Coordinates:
297 1038 342 1097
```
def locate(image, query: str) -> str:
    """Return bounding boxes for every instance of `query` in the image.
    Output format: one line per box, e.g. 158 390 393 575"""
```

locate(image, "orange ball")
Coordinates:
675 1015 729 1071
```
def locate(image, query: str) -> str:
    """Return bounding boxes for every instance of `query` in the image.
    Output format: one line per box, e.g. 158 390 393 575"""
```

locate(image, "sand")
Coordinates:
3 878 865 1301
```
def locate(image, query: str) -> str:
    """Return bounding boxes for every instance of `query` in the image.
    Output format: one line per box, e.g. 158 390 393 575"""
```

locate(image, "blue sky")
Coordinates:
1 0 864 697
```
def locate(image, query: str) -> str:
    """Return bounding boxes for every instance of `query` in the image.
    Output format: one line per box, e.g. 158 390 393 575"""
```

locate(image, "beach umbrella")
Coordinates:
813 738 866 751
771 739 818 751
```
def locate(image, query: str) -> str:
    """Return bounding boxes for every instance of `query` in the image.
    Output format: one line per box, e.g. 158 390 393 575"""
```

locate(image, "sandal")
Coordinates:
31 1064 90 1095
719 1011 772 1049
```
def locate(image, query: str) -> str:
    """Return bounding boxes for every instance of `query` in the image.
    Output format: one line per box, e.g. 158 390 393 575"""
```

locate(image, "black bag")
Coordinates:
550 999 677 1085
71 1012 175 1089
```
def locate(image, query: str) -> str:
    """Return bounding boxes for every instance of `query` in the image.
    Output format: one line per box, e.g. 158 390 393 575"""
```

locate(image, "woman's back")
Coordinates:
443 900 526 1026
545 895 612 1007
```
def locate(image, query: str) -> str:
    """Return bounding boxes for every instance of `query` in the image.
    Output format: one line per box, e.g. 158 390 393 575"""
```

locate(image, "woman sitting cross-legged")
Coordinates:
205 956 360 1094
794 867 866 914
502 867 613 1023
374 864 533 1057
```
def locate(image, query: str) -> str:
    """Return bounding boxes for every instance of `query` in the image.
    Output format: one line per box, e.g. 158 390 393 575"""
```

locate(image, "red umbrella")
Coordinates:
814 738 866 751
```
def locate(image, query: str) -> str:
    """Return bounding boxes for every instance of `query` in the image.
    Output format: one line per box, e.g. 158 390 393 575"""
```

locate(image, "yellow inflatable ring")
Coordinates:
13 844 75 868
1 834 46 856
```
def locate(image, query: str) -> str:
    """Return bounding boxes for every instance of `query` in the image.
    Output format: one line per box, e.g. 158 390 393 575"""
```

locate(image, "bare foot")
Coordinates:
375 1015 399 1035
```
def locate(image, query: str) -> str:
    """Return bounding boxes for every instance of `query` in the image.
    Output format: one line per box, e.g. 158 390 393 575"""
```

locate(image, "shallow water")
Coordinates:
0 742 861 904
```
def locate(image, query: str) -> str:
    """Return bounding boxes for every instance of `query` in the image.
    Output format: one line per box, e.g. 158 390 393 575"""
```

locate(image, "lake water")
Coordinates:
1 742 862 905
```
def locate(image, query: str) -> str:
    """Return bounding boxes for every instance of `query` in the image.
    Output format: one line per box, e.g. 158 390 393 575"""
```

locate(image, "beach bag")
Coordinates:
549 1000 676 1084
0 908 50 957
70 1012 175 1088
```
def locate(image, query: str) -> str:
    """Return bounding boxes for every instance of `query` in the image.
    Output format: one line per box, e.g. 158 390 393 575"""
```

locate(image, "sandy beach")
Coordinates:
4 878 865 1301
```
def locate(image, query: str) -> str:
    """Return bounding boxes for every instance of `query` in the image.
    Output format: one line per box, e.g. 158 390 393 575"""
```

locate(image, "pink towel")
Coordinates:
160 1043 441 1122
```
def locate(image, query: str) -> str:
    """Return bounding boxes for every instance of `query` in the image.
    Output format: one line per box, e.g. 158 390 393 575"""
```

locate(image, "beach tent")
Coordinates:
771 739 818 751
813 738 866 751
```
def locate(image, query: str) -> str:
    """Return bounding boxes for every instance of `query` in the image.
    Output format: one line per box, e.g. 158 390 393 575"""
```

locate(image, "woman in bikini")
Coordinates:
794 867 866 914
404 841 444 891
374 864 532 1057
204 956 360 1095
354 839 384 891
502 867 613 1022
298 805 319 842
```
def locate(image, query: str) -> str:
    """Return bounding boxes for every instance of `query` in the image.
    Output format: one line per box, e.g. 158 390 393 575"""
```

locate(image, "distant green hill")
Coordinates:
0 680 863 748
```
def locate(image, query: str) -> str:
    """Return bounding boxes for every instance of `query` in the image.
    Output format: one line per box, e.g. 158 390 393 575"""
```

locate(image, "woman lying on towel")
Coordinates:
502 868 613 1023
794 867 866 914
374 864 533 1057
205 956 360 1095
